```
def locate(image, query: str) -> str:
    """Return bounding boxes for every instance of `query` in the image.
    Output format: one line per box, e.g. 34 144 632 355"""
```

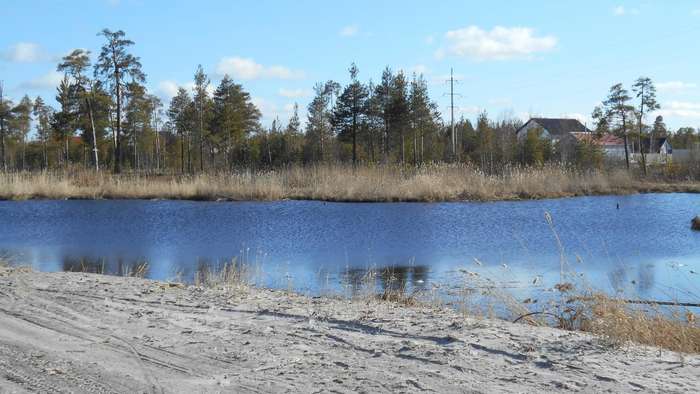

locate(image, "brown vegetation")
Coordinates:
1 164 699 202
692 215 700 231
580 295 700 353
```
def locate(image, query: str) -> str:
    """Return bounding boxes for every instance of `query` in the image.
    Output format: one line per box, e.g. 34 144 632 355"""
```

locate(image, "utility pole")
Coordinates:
450 68 456 159
444 69 460 161
0 81 6 172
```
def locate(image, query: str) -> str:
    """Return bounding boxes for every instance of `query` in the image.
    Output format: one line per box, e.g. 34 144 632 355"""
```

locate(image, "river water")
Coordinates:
1 194 698 305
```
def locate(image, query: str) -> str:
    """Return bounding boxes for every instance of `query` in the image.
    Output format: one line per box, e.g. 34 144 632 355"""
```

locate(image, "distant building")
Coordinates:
595 134 627 159
515 118 591 143
640 137 672 155
560 132 626 161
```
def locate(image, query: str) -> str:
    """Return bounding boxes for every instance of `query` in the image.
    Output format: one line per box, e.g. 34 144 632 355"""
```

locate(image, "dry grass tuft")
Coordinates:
1 164 698 202
578 295 700 353
194 259 250 291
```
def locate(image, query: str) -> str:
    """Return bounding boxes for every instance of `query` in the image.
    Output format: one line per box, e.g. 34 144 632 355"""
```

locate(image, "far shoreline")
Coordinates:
1 185 699 203
2 165 700 203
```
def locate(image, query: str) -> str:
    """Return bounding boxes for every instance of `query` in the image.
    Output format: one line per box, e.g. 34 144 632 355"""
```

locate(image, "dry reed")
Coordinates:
1 164 699 202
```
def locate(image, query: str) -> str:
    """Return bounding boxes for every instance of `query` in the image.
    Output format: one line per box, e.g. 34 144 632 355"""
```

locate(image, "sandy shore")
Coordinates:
0 268 697 393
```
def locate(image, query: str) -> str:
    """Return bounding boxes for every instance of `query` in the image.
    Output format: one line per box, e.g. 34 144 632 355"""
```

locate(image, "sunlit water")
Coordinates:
1 194 699 306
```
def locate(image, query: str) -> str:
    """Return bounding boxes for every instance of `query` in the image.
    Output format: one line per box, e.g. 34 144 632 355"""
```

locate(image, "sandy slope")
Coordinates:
0 268 697 393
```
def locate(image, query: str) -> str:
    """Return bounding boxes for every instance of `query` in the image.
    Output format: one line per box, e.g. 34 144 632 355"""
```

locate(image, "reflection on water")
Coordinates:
0 193 699 304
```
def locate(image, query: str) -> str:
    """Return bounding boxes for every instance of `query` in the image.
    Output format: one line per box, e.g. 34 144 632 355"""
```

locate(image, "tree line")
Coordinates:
0 28 698 174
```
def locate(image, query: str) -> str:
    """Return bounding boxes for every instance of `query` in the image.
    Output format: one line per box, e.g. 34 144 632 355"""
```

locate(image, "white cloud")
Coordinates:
613 5 639 16
562 113 590 124
216 57 303 80
339 24 359 37
657 101 700 119
252 97 302 126
158 80 180 99
1 42 51 63
656 81 697 93
436 26 557 61
693 9 700 16
279 88 310 98
488 98 512 106
409 64 430 74
424 35 435 45
157 80 215 100
19 70 63 90
458 105 482 116
429 72 465 86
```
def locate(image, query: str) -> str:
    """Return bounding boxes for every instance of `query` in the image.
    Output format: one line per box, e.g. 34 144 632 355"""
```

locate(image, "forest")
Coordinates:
0 29 699 175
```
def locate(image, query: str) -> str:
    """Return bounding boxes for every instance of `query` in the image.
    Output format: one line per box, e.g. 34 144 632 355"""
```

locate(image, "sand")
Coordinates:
0 267 697 393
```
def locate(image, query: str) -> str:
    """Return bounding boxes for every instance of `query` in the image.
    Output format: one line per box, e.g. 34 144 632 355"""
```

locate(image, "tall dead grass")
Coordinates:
1 164 698 202
579 295 699 353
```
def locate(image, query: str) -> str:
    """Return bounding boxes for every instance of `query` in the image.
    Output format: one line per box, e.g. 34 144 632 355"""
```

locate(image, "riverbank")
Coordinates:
0 267 697 393
1 165 699 202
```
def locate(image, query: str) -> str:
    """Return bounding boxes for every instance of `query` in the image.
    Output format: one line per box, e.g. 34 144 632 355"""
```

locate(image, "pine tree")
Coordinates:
603 83 634 170
332 64 369 166
591 105 609 135
12 95 33 170
409 73 438 164
0 83 10 171
389 71 409 163
211 75 260 169
59 49 101 171
373 67 394 162
305 83 334 162
284 103 302 163
95 29 146 173
52 76 78 166
193 65 211 171
632 77 660 174
168 87 193 173
33 96 53 169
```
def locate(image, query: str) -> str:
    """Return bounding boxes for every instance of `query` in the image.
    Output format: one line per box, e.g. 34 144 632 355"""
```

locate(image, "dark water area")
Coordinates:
1 194 699 305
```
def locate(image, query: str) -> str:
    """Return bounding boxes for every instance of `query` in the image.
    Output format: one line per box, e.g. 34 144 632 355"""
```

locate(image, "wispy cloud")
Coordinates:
216 57 303 80
339 24 359 37
657 101 700 119
1 42 52 63
435 26 557 61
252 97 300 125
612 5 639 16
562 112 589 124
157 79 215 100
656 81 697 93
278 88 311 98
19 70 63 90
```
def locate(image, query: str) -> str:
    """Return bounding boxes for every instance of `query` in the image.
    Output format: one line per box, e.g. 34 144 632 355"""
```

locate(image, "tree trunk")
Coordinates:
114 70 122 174
420 131 424 163
638 103 647 176
42 139 48 170
352 112 357 167
413 127 417 164
199 107 204 172
86 94 100 172
622 115 630 170
0 84 5 172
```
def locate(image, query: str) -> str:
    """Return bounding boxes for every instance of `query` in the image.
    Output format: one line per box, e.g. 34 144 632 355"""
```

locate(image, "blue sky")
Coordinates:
2 0 700 130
